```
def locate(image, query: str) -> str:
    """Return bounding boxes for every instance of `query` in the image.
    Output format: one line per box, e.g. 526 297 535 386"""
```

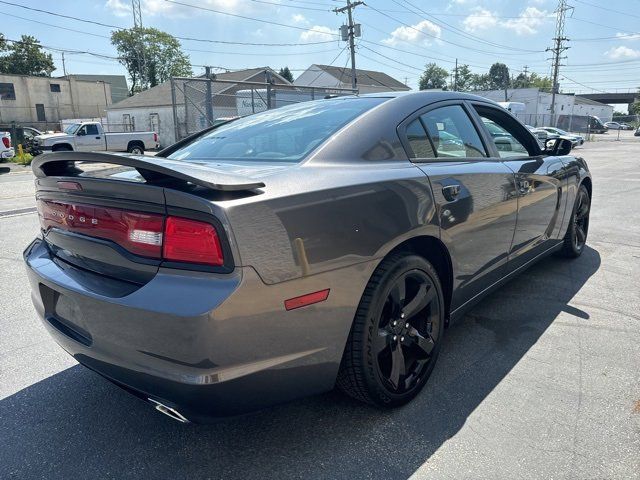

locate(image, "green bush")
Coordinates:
9 153 34 166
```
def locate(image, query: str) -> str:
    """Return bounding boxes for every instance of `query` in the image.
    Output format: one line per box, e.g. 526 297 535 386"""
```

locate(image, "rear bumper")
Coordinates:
24 238 356 421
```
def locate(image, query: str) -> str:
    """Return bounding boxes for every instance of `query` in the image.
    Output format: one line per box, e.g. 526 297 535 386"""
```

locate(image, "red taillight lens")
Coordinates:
37 200 225 266
153 132 158 143
38 201 164 257
2 136 10 148
163 216 223 266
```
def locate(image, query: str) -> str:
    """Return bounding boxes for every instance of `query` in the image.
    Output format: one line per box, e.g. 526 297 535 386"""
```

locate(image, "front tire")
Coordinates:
560 184 590 258
337 253 445 408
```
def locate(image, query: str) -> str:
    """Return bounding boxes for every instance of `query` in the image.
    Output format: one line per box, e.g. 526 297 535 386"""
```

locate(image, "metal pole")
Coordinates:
205 66 214 126
346 0 357 91
454 58 458 92
170 77 180 142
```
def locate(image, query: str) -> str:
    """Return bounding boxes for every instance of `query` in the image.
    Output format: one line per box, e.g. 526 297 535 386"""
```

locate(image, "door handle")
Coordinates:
442 184 461 201
95 136 101 139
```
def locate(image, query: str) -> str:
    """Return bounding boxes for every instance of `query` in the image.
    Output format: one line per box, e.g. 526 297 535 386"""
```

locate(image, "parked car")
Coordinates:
0 132 14 159
635 125 640 137
31 122 158 155
24 92 591 422
618 122 634 130
557 115 607 134
525 125 560 148
539 127 584 147
604 121 622 130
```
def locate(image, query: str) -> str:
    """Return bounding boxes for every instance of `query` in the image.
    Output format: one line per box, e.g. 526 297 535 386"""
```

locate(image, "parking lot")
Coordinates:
1 134 639 479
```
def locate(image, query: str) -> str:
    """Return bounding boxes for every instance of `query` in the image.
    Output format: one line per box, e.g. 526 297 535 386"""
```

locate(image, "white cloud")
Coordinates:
606 46 640 59
502 7 548 35
300 25 336 42
291 13 308 25
381 20 442 46
616 32 640 41
462 7 498 33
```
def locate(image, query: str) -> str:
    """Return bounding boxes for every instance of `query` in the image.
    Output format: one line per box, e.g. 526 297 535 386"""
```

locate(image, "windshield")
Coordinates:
64 123 81 135
167 97 386 163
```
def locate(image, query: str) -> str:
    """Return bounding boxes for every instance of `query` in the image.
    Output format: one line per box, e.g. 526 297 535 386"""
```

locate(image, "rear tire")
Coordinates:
559 184 590 258
337 252 444 408
128 144 144 155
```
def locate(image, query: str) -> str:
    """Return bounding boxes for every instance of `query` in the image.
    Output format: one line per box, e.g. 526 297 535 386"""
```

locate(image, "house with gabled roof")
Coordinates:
294 64 410 94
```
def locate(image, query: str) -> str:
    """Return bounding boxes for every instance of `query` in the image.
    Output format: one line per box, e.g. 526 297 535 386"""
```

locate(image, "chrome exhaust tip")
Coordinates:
149 398 190 423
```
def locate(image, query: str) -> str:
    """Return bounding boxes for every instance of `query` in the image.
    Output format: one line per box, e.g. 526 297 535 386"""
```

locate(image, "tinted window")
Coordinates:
168 98 385 163
420 105 486 158
405 119 435 159
50 83 61 93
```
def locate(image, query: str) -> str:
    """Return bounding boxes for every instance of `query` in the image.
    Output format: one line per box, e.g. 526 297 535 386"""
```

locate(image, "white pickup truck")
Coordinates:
32 122 158 155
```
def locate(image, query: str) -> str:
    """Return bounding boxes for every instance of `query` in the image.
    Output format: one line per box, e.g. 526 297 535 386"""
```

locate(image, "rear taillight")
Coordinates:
2 136 10 148
37 200 224 266
163 216 223 266
153 132 158 143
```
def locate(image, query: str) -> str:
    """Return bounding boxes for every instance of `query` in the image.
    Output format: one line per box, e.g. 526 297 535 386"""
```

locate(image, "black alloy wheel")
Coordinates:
560 184 590 258
337 253 444 407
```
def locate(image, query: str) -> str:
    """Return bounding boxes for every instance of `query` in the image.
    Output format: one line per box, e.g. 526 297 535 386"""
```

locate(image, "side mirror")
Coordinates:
544 138 572 156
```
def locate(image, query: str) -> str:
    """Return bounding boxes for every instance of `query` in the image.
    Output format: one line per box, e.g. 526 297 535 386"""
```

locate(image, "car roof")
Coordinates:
359 90 501 105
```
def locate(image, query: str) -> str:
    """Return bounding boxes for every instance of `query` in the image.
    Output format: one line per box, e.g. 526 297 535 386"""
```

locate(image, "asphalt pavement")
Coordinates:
1 134 639 479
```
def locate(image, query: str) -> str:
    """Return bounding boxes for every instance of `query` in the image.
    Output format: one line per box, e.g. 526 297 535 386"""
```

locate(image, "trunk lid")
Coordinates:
33 151 266 285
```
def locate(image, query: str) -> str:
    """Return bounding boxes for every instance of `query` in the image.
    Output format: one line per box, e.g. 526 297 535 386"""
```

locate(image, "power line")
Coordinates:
0 0 339 47
365 3 547 56
391 0 542 54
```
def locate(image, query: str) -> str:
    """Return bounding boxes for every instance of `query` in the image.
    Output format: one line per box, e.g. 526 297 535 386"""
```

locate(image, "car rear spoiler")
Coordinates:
31 151 266 192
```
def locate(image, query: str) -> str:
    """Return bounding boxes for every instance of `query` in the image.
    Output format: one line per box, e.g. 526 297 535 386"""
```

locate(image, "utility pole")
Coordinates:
132 0 147 90
453 58 458 92
546 0 572 125
61 52 67 76
334 0 363 92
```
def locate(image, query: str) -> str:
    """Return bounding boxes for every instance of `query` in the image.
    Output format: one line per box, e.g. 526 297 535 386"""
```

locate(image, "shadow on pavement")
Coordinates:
0 247 601 480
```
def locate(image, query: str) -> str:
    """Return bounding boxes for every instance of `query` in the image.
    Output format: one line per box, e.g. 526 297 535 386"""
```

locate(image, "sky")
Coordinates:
1 0 639 104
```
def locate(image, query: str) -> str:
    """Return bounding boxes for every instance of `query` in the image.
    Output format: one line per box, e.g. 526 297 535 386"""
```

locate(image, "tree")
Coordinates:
469 73 491 91
450 64 473 91
630 90 640 115
278 66 294 83
529 73 552 91
488 62 510 91
111 27 192 94
419 63 449 90
0 34 55 77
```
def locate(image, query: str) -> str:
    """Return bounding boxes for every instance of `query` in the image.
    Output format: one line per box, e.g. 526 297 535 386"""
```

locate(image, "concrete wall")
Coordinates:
0 75 112 126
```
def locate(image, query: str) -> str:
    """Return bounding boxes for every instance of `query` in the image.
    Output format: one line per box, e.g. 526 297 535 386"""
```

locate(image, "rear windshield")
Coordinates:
167 97 385 163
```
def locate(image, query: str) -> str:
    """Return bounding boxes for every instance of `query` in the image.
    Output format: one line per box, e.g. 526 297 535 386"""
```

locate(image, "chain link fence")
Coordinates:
170 76 356 141
512 113 609 136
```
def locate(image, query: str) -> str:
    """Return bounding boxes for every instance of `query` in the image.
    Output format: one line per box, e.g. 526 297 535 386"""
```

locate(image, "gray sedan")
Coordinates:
24 92 591 422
